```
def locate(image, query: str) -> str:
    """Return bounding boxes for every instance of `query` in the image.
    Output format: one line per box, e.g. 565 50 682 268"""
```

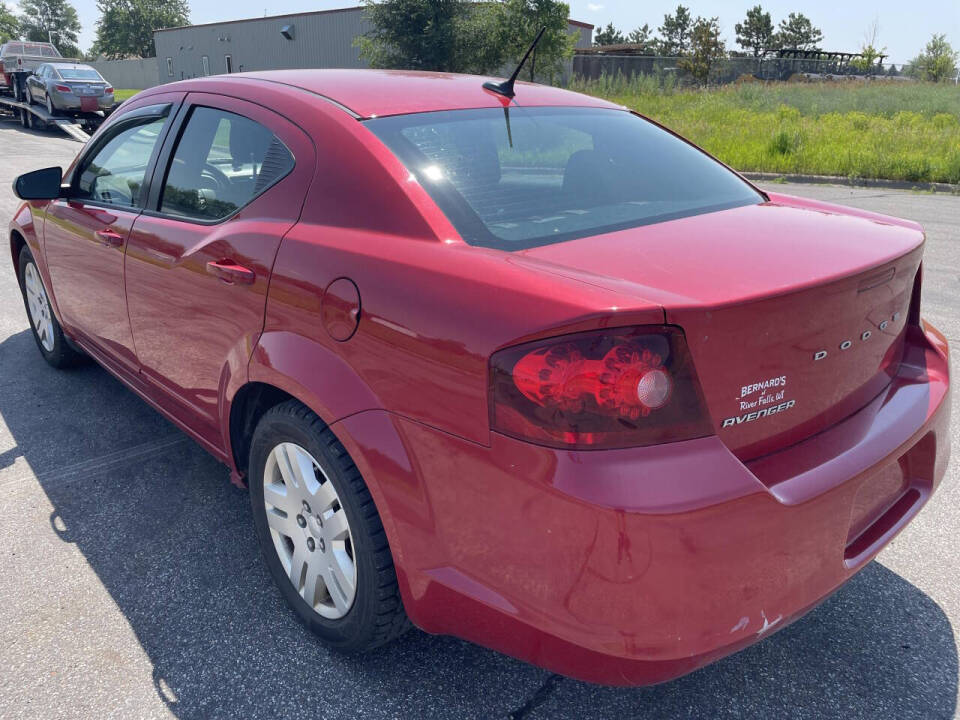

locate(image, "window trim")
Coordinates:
166 57 174 77
141 101 296 227
66 103 175 213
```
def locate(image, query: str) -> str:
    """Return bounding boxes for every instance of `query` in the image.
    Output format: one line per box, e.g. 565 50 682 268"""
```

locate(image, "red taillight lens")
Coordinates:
104 86 113 93
490 326 712 449
54 84 71 93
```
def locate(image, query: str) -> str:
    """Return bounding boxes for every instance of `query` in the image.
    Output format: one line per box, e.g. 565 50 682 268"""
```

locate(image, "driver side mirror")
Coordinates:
13 166 65 201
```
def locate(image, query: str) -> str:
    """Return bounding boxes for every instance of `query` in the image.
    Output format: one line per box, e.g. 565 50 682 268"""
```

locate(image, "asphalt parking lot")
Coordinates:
0 117 957 720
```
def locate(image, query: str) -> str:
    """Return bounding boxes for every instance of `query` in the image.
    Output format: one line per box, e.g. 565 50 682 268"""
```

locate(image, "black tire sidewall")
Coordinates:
249 409 382 651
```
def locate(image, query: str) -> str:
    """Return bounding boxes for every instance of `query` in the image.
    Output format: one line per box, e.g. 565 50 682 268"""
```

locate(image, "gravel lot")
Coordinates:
0 118 957 720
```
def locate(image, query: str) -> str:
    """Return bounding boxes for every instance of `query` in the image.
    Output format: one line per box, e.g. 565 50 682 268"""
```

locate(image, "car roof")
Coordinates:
166 69 623 119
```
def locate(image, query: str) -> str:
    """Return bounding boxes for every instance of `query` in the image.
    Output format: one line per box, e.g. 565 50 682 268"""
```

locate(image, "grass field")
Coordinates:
112 89 140 102
573 77 960 184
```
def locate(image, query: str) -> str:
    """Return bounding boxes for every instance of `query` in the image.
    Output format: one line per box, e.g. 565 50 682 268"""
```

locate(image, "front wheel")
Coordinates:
17 249 84 368
249 401 410 651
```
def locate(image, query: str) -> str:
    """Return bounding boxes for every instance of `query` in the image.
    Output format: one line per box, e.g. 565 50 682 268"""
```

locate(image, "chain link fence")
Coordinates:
572 54 907 87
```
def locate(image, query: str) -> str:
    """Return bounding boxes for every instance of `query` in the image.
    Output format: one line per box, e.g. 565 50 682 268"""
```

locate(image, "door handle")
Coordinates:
94 228 124 247
206 259 256 285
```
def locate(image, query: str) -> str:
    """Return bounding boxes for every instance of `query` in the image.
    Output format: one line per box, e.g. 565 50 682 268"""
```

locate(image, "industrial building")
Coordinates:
152 6 593 83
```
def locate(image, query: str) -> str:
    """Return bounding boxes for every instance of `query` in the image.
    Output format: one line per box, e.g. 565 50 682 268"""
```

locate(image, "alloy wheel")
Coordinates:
262 442 357 619
24 262 54 352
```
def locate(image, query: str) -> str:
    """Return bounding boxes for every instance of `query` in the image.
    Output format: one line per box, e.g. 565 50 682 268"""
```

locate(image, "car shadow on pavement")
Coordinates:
0 327 956 720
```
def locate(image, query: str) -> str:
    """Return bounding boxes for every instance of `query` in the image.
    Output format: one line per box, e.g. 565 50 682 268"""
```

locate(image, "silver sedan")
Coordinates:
25 62 115 115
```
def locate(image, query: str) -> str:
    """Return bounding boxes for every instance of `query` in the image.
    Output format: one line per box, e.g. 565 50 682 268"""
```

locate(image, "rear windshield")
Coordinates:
367 107 761 250
58 67 102 80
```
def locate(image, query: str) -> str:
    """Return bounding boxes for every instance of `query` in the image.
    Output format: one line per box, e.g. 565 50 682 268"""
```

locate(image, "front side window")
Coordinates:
159 106 294 221
367 107 762 250
74 109 170 207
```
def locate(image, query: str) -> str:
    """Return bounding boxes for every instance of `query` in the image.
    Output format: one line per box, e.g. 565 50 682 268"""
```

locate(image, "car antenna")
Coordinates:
483 26 546 99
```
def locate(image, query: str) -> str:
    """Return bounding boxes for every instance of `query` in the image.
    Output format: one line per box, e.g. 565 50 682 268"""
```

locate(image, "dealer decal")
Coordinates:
722 399 796 428
723 374 795 428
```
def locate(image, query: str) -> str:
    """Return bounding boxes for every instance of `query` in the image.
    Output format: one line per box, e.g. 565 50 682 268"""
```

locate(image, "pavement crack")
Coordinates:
507 674 564 720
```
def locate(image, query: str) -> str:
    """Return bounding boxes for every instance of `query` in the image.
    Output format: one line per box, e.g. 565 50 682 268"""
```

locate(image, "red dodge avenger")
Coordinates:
9 69 951 686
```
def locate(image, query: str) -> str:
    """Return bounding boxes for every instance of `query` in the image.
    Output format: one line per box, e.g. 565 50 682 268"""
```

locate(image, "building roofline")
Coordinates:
155 6 594 35
155 6 361 34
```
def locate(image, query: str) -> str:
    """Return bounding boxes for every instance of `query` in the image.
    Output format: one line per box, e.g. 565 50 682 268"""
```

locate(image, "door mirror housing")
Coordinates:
13 166 64 200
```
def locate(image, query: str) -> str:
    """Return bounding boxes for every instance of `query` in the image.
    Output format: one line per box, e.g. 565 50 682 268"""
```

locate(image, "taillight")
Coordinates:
490 326 713 449
104 86 113 94
54 84 71 93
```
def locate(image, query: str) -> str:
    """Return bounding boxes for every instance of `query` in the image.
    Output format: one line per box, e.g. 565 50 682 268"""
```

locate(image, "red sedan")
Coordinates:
8 70 950 686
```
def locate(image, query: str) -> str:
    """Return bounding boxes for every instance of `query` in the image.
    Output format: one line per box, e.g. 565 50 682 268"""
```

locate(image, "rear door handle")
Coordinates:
94 228 124 247
206 259 256 285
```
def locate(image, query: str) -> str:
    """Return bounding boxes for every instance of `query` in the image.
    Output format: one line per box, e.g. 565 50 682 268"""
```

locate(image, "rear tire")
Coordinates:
249 400 411 651
17 248 85 368
46 95 56 117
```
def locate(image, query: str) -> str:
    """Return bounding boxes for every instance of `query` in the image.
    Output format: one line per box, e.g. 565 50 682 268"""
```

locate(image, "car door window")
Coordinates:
159 106 294 222
74 110 169 208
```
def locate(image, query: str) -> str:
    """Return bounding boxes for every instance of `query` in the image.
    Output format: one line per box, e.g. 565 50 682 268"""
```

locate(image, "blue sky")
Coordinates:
41 0 960 65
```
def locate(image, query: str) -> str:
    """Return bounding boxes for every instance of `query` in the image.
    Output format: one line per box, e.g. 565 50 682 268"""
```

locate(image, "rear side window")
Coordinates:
367 107 762 250
159 106 294 221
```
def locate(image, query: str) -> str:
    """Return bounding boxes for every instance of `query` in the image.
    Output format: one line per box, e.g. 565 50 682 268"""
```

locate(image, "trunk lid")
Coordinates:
519 193 924 459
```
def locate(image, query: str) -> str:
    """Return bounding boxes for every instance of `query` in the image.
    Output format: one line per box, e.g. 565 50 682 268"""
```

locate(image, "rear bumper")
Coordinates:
335 321 950 686
51 93 112 111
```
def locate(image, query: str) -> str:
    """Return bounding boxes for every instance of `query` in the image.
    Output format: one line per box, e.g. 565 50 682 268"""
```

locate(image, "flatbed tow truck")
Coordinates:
0 94 105 141
0 41 112 142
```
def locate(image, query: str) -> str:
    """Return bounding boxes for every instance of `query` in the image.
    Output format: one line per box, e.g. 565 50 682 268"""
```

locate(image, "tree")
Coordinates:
678 16 725 85
496 0 576 81
593 22 624 46
627 23 656 53
0 1 19 43
774 12 822 50
357 0 466 71
18 0 81 57
850 18 885 74
357 0 574 78
906 34 958 82
735 5 773 59
658 5 693 56
93 0 189 59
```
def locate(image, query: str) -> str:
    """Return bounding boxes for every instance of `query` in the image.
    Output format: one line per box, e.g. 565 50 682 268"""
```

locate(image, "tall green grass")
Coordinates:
572 78 960 184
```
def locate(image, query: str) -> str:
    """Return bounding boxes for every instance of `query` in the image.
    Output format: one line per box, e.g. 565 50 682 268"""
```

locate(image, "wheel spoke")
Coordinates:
288 445 320 494
322 564 351 615
288 543 309 589
302 560 322 606
265 507 296 538
275 444 301 489
311 479 338 513
263 481 298 516
324 509 350 541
